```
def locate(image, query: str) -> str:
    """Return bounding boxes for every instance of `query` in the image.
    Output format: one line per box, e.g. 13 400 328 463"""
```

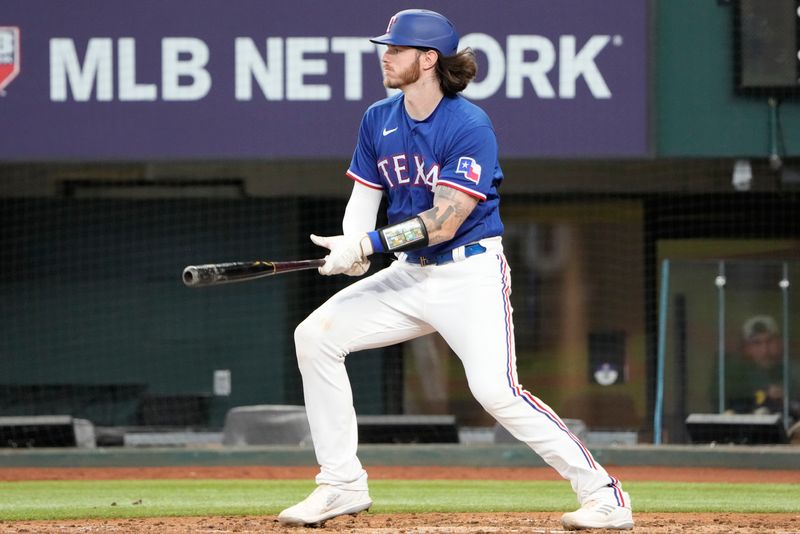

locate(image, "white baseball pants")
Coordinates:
293 237 626 506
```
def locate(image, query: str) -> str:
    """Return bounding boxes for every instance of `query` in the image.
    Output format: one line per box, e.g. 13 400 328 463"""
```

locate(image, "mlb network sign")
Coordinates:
0 27 20 95
0 0 648 160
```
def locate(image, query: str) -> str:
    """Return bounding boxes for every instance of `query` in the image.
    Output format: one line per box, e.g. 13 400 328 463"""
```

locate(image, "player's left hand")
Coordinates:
310 233 373 276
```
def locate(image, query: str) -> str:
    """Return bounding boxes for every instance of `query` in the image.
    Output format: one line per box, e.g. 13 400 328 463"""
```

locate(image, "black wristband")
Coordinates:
368 216 429 253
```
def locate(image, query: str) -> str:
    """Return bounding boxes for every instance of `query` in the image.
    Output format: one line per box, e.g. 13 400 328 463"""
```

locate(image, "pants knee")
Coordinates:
294 315 342 371
294 318 319 361
469 383 515 415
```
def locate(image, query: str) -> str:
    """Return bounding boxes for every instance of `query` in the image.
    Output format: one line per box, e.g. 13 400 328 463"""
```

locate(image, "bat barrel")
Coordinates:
182 261 275 287
182 267 197 286
182 265 216 287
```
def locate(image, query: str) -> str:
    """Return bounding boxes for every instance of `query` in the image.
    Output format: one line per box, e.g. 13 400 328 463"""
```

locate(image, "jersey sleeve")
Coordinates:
346 113 383 190
436 125 497 201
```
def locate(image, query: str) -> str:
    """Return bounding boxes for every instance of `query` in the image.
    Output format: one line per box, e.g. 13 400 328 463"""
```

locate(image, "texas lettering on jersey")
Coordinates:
376 154 440 189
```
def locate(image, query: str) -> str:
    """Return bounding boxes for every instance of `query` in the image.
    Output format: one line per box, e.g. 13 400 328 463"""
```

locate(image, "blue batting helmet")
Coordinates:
369 9 459 57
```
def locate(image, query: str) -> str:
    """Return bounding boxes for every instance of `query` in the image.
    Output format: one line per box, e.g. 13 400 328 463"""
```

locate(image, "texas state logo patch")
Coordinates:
456 156 481 184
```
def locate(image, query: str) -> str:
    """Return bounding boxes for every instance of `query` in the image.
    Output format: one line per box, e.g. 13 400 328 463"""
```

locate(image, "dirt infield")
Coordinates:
2 512 799 534
1 466 799 533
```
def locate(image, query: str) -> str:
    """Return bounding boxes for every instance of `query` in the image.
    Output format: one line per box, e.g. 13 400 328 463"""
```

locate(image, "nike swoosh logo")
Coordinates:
382 127 398 136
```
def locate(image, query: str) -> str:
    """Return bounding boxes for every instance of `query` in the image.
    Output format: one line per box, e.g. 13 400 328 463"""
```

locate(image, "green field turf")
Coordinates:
0 479 797 521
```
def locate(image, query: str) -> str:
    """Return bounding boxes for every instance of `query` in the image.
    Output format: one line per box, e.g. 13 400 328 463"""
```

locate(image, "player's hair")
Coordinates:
435 48 477 96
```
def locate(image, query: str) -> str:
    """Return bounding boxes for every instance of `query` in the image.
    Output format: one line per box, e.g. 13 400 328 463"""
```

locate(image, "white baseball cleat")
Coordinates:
278 484 372 526
561 493 634 530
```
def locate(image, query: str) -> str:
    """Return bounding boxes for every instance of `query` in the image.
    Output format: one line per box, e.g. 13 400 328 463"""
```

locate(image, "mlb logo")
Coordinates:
0 27 21 94
456 156 482 184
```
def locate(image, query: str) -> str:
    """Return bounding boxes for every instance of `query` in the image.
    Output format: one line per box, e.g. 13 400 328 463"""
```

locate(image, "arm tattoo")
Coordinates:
426 204 455 228
419 185 479 245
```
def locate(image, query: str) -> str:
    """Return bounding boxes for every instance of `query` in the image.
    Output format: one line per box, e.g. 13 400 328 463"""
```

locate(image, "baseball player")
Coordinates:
278 9 634 530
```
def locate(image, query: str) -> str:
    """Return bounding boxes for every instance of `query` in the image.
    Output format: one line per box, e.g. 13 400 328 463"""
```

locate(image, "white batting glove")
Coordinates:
310 233 373 276
342 258 371 277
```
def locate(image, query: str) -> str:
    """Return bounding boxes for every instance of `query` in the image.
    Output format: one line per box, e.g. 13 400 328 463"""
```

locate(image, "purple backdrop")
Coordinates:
1 0 648 160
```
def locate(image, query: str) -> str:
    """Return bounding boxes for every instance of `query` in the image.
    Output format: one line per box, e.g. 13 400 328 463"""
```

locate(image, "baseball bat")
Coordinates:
182 259 325 287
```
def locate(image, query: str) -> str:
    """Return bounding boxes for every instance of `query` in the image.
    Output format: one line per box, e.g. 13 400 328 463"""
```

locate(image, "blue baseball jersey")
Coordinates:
346 93 504 262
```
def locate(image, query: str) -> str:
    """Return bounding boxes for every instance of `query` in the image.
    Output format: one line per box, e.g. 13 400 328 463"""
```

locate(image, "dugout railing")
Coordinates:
654 259 798 444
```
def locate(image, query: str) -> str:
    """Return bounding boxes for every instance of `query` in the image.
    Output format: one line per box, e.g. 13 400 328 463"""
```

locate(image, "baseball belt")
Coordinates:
406 242 487 266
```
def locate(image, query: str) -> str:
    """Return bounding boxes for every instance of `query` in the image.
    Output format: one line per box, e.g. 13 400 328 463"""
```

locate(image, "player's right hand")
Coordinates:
310 234 371 276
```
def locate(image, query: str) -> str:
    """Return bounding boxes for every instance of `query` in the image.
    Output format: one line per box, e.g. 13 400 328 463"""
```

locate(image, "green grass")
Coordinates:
0 479 797 521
